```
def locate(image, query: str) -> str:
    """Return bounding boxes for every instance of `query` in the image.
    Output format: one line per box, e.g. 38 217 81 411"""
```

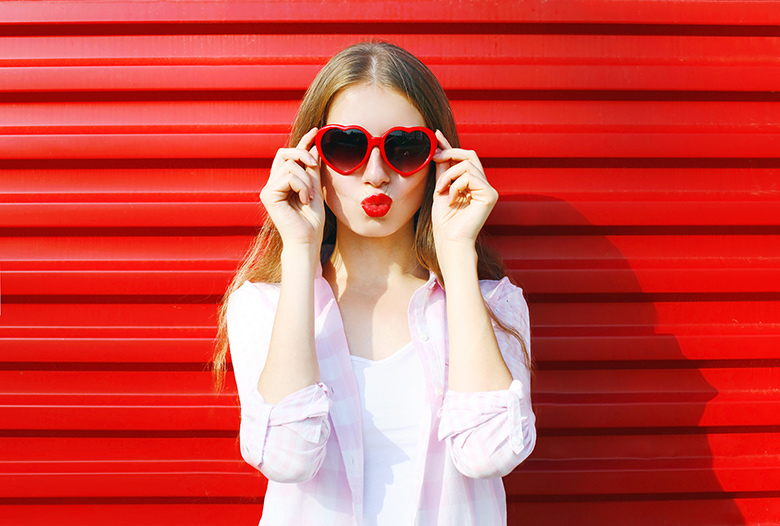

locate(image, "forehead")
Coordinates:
326 84 426 133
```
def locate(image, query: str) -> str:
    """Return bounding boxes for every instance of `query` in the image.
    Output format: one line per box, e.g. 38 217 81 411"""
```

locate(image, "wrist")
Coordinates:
281 241 320 258
280 244 320 277
437 242 478 278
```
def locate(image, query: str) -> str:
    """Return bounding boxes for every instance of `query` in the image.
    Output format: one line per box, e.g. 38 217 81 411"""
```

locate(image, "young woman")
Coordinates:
213 41 536 525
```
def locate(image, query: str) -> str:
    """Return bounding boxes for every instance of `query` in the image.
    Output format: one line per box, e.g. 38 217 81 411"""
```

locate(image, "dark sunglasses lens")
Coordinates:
320 128 368 172
384 130 432 174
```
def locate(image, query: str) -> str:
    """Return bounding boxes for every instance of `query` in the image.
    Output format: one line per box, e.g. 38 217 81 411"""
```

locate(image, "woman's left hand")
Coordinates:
431 130 498 252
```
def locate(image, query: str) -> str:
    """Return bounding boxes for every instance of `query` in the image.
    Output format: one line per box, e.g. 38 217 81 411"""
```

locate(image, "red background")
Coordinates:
1 1 779 524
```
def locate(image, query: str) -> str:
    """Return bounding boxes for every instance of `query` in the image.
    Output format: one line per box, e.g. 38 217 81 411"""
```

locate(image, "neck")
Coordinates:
325 221 426 291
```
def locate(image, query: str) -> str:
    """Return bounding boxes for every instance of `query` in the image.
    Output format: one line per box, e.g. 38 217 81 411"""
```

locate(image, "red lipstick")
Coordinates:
361 193 393 218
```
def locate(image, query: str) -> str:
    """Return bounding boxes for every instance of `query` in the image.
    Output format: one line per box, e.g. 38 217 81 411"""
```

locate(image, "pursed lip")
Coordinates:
361 194 393 207
361 193 393 217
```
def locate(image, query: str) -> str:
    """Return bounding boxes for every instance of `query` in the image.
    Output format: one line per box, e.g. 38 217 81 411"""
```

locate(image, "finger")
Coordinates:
446 173 476 205
434 148 449 185
276 147 317 169
447 171 498 207
431 130 454 184
307 144 322 181
434 149 484 176
268 161 315 203
295 127 319 152
435 129 453 151
435 161 474 195
287 174 312 205
434 148 479 164
304 166 323 201
432 129 485 173
287 161 322 204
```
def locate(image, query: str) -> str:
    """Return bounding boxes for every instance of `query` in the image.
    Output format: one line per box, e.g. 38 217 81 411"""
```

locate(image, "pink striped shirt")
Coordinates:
226 266 536 525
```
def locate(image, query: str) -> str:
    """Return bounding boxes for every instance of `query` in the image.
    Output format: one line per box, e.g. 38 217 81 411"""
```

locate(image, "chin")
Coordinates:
341 215 415 239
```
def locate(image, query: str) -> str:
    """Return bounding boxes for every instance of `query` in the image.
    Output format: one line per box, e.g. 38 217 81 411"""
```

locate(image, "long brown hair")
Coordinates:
212 41 529 389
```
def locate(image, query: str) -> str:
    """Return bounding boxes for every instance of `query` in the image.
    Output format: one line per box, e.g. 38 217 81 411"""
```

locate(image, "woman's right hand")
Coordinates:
260 127 325 248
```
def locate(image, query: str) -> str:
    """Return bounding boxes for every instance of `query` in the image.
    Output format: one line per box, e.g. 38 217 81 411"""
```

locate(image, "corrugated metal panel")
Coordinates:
1 1 779 524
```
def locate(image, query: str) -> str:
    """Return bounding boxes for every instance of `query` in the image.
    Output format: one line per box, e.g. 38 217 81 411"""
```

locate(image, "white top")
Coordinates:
350 342 426 526
227 269 536 525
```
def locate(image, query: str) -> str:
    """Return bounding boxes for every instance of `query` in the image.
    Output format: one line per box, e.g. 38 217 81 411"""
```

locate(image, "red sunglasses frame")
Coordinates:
315 124 437 176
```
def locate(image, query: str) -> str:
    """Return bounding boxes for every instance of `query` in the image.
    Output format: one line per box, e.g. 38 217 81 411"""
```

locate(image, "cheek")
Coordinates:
409 182 427 208
320 168 354 217
320 168 338 206
405 169 433 208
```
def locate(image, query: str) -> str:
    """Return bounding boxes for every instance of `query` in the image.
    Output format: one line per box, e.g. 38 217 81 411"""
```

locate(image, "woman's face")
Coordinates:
320 84 430 239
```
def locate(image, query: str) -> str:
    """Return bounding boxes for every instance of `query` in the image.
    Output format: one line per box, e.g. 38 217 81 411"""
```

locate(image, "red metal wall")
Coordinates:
1 1 779 524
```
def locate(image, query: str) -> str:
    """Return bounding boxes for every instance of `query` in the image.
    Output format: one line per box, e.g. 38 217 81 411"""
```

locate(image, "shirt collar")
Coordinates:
425 269 443 291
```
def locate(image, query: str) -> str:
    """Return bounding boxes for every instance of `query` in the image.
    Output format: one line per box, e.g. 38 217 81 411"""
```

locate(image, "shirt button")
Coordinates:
434 386 443 397
419 333 429 342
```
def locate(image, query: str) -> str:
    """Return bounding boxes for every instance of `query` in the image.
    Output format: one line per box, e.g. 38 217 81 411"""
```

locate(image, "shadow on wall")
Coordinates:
490 195 746 526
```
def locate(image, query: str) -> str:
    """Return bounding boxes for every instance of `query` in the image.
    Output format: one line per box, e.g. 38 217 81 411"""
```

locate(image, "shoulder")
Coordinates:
226 280 281 326
479 277 532 366
225 282 280 387
225 281 281 360
478 277 530 327
479 276 525 306
228 280 280 308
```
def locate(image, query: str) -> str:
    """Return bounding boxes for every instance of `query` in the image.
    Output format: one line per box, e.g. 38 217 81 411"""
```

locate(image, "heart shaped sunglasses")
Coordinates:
315 125 437 176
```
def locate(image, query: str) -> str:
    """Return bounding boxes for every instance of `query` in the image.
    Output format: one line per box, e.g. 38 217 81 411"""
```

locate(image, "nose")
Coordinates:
360 145 392 187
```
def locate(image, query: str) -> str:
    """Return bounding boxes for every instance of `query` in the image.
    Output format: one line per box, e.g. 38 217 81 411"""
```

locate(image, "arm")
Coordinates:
257 245 320 403
226 128 331 483
257 127 325 404
439 244 513 392
227 282 331 484
438 281 536 478
431 130 513 393
432 132 536 478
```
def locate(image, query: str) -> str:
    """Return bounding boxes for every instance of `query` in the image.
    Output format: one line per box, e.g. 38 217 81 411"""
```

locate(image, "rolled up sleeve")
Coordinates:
438 278 537 479
239 382 332 483
227 281 332 483
438 379 535 479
